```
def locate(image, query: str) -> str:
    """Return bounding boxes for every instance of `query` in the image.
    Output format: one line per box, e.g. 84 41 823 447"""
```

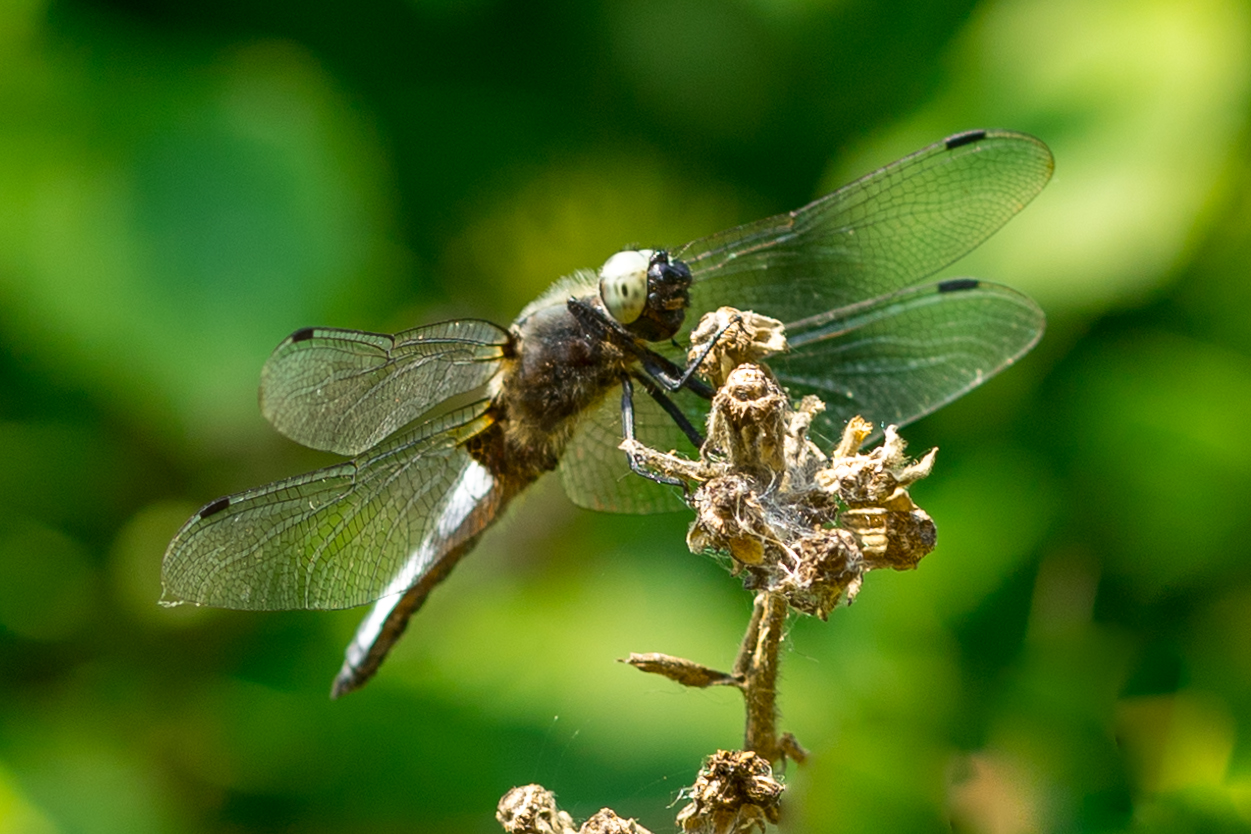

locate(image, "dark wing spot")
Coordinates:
291 327 316 343
200 496 231 518
945 130 987 150
938 278 981 293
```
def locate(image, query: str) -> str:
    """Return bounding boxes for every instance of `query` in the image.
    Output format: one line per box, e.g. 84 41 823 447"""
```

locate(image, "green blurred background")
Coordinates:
2 0 1251 831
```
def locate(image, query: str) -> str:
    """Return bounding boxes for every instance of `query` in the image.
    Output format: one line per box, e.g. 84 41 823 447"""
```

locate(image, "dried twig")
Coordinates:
500 308 941 831
623 591 804 764
735 591 803 764
621 308 938 766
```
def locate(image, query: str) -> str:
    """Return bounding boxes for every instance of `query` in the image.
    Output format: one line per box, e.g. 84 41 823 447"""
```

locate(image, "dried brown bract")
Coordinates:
675 750 784 834
688 308 788 389
623 652 740 688
821 422 938 571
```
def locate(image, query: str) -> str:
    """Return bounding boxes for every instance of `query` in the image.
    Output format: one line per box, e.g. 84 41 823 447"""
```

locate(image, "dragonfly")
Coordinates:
162 128 1053 697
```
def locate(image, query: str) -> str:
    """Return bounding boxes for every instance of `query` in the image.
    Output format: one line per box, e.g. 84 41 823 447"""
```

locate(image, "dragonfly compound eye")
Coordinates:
599 249 653 324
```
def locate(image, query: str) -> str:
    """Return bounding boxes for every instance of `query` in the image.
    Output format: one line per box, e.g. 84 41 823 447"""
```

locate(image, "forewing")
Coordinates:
260 320 509 456
558 383 703 514
674 130 1053 331
161 402 502 611
773 279 1044 441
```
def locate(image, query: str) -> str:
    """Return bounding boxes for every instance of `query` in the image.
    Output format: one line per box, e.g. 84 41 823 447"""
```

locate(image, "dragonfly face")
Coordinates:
162 129 1054 697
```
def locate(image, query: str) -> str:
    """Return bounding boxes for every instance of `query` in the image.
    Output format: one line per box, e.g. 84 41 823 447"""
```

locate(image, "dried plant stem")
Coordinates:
499 309 939 831
737 593 783 757
625 590 805 765
736 591 802 763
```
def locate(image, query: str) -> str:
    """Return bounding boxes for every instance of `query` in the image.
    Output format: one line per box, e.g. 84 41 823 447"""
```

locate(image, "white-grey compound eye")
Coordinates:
598 249 653 324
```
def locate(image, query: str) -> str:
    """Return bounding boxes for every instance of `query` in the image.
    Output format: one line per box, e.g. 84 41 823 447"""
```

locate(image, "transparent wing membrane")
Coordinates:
559 383 703 514
771 279 1044 440
162 402 500 611
668 129 1051 432
260 320 509 456
677 130 1052 338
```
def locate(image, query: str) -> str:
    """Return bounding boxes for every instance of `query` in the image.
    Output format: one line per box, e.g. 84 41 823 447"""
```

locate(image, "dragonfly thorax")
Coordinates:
496 299 630 475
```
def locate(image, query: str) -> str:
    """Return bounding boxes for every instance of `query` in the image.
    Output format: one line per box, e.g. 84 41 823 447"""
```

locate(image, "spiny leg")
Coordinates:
632 371 706 449
619 376 686 488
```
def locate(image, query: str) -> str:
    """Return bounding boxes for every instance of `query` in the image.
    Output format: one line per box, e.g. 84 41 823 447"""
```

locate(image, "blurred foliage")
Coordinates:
2 0 1251 831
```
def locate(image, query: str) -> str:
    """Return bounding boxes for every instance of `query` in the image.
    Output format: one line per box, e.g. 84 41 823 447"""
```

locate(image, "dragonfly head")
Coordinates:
598 248 691 343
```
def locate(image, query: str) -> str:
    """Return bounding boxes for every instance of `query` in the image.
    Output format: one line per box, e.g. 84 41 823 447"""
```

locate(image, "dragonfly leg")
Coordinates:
672 312 744 391
636 312 748 396
631 371 706 449
620 376 688 488
638 350 715 398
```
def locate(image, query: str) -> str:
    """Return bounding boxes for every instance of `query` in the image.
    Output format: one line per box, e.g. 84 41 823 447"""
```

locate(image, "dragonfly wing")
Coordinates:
675 130 1053 330
773 278 1045 441
161 401 507 611
558 382 703 514
260 320 510 456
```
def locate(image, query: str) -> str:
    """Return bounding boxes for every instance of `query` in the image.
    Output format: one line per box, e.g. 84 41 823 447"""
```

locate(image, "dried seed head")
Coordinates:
676 750 784 834
624 308 939 614
788 527 864 619
497 785 577 834
684 474 771 565
688 308 788 388
580 809 652 834
706 365 789 479
497 786 654 834
819 423 938 572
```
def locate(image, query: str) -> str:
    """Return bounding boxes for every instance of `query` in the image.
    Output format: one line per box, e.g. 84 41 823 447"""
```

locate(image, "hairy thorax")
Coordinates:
483 296 631 480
